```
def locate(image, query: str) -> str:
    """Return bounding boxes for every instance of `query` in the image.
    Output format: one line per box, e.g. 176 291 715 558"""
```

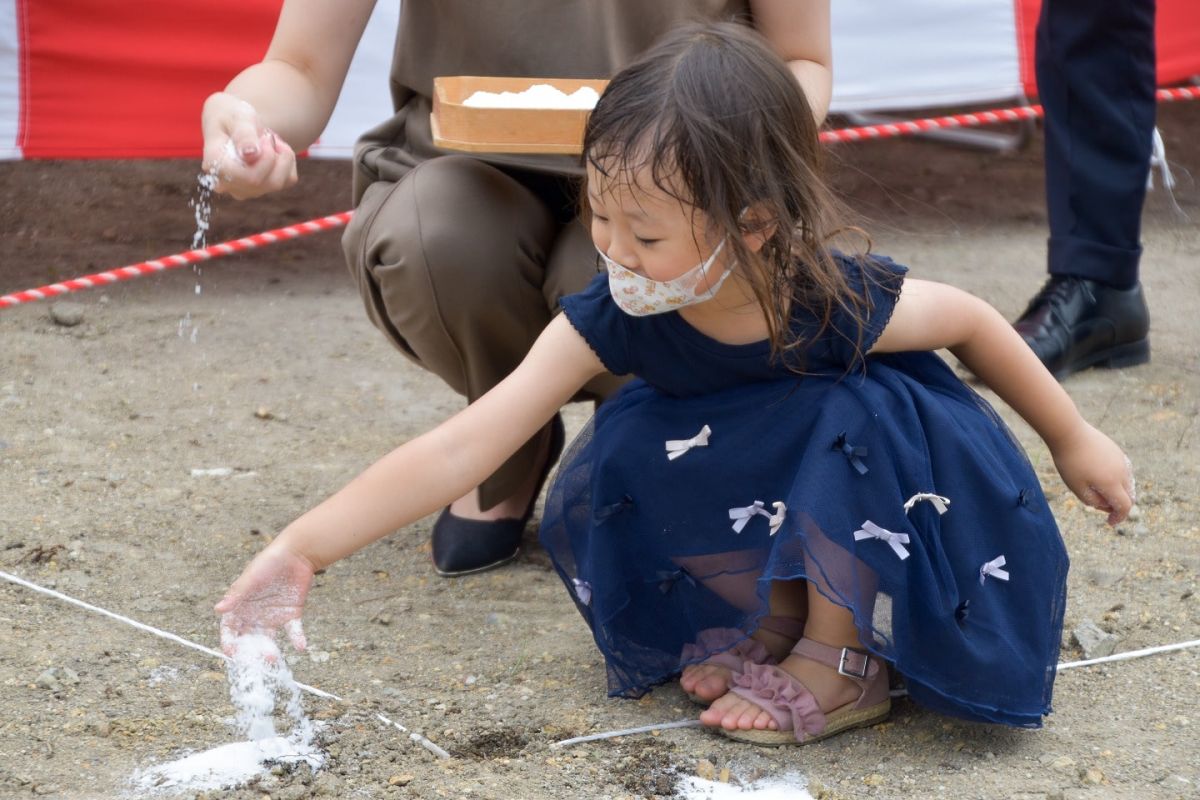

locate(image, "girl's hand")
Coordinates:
1050 422 1136 526
200 92 298 200
215 542 316 655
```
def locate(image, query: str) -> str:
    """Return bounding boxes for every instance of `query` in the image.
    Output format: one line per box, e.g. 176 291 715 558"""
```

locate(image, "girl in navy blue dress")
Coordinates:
216 23 1135 746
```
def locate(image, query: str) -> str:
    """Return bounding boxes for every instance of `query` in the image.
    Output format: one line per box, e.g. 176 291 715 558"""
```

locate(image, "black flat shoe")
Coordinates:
1013 276 1150 380
431 415 566 577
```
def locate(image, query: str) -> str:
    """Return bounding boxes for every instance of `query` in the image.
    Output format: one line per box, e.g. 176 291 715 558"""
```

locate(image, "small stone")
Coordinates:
1126 505 1141 521
1071 621 1118 660
190 467 234 478
277 785 309 800
863 774 885 787
1082 767 1104 785
313 773 344 796
35 667 68 691
696 759 717 781
388 774 414 786
1085 569 1124 589
34 666 79 690
718 766 731 783
1049 755 1076 773
254 406 275 420
49 302 85 327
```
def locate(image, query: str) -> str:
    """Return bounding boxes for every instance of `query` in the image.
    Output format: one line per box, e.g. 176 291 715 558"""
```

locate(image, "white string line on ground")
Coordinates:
0 569 450 760
4 568 1196 754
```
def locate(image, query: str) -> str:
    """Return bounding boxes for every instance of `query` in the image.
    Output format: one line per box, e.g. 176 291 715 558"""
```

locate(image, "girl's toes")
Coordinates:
698 692 739 726
735 701 773 731
694 670 729 701
683 665 731 702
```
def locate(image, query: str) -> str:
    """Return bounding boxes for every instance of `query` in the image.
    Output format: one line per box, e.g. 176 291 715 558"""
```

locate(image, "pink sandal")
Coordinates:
679 616 806 705
718 637 891 746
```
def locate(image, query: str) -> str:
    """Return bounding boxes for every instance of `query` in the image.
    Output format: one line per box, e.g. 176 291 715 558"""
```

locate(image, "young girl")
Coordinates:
216 23 1134 746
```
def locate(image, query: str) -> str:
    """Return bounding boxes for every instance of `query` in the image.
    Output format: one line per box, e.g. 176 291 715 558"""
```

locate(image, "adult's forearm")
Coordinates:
219 62 337 153
788 60 832 125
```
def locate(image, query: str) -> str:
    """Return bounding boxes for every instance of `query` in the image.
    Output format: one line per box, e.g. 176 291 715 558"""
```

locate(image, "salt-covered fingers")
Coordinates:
213 543 316 655
284 618 308 653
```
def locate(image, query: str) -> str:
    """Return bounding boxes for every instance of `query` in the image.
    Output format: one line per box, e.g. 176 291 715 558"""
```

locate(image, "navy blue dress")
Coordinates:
540 255 1068 728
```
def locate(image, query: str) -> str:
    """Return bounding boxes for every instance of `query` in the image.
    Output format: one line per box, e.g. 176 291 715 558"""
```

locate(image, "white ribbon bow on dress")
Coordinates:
903 492 951 515
978 555 1009 585
853 520 911 560
729 500 787 536
665 425 712 461
572 578 592 606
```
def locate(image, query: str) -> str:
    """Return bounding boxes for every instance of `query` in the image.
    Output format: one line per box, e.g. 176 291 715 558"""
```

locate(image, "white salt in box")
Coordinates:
432 76 609 155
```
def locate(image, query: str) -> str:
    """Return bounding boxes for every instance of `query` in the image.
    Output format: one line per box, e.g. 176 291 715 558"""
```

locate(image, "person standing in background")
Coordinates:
1014 0 1156 379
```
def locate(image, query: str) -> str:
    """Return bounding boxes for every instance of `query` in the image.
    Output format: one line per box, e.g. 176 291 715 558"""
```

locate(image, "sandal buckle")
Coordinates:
837 647 870 679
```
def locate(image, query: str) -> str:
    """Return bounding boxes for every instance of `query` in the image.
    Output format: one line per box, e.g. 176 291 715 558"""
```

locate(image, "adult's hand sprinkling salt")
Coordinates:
200 92 298 200
216 543 316 656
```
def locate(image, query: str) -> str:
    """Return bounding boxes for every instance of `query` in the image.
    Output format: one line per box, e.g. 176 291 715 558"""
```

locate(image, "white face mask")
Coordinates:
600 240 731 317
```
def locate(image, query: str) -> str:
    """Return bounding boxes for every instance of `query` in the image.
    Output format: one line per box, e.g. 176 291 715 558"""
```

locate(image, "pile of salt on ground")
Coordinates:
677 773 815 799
130 634 323 794
462 83 599 109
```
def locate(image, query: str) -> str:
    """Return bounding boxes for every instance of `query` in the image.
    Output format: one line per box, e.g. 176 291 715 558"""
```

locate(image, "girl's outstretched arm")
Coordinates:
873 279 1135 525
216 314 605 646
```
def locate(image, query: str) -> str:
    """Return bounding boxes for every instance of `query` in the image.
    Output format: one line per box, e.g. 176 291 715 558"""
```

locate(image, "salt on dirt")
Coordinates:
131 634 323 794
677 772 814 799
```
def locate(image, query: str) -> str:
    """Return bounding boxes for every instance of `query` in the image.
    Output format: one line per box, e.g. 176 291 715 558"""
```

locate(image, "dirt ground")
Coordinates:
1 103 1198 800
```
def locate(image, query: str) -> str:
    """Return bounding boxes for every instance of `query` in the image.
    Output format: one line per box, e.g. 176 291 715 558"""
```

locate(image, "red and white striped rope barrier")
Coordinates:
820 104 1045 144
3 87 1196 310
0 211 353 309
819 85 1200 144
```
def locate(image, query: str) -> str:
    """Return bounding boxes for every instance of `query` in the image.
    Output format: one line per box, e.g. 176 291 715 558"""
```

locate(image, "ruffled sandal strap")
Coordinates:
680 628 776 672
729 662 828 741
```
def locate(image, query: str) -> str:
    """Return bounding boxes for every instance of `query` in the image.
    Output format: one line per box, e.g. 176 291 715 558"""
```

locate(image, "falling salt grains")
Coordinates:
130 633 323 794
187 140 235 298
227 633 315 745
177 312 200 345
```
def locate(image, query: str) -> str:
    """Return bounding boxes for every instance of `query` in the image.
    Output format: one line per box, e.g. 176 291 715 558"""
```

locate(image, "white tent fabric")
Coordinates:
0 0 20 160
829 1 1025 112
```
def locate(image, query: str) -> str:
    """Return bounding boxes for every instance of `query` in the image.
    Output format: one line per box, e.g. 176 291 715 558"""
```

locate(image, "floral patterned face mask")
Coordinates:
599 240 731 317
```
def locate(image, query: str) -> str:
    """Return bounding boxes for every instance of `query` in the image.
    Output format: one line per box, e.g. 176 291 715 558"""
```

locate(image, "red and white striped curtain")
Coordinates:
2 1 1197 160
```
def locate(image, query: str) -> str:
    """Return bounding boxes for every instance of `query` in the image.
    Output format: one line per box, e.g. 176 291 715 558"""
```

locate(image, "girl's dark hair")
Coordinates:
583 22 875 370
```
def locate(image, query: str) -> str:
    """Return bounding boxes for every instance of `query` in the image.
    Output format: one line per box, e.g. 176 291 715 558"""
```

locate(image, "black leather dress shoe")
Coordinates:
1013 276 1150 380
431 415 566 577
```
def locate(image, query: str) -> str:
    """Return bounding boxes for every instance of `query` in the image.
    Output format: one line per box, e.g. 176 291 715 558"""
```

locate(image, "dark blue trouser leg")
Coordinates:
1037 0 1157 289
